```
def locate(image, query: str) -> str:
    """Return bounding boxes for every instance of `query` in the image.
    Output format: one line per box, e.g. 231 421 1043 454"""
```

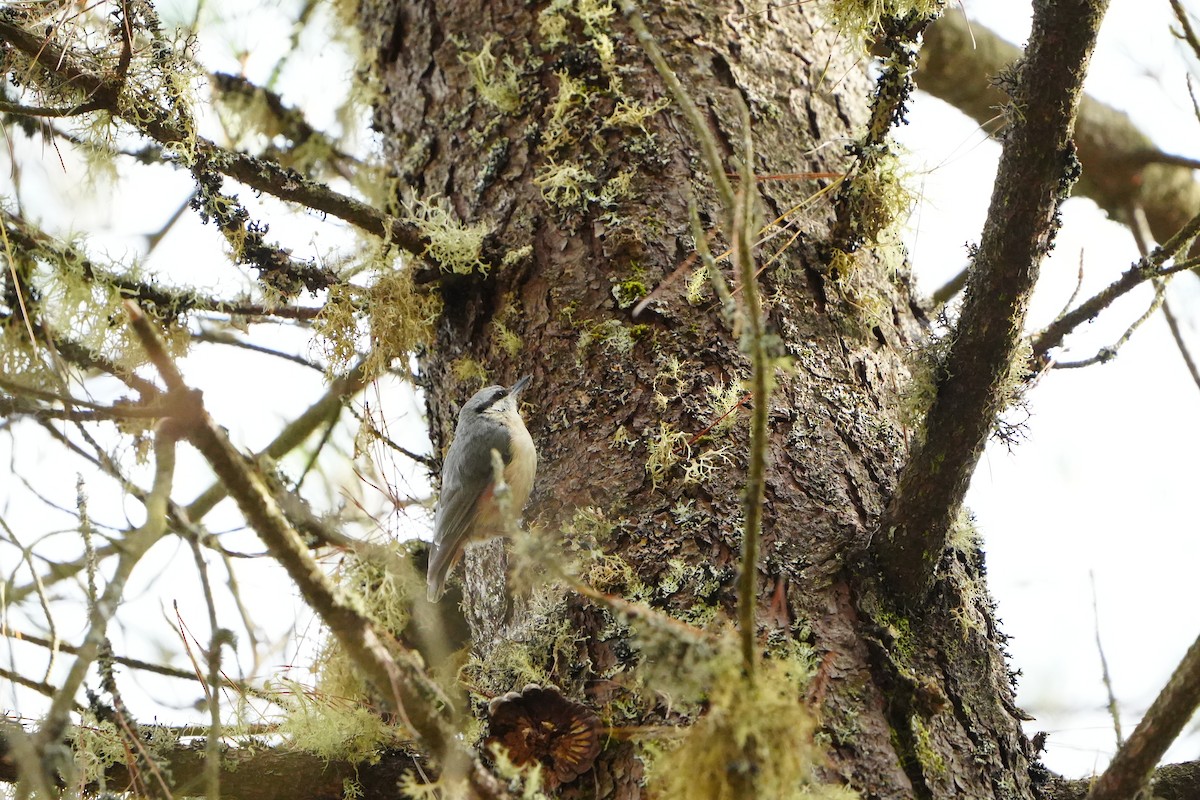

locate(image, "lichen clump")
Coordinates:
401 194 492 275
822 0 945 38
647 645 858 800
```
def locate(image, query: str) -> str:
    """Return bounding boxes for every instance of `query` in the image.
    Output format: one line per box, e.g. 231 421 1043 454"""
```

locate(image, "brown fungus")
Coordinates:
484 683 602 788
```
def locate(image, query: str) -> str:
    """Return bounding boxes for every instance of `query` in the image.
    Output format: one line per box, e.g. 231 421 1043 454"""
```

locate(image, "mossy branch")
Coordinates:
0 15 473 276
877 0 1111 606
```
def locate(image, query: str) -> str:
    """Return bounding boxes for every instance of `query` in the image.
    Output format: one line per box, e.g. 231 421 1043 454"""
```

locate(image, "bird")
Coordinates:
426 376 536 602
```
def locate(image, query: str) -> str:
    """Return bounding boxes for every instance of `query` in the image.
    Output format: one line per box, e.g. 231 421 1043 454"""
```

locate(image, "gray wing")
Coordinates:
427 420 511 600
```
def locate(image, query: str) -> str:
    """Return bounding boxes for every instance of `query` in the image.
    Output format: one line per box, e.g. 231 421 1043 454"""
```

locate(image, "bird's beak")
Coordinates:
509 375 532 397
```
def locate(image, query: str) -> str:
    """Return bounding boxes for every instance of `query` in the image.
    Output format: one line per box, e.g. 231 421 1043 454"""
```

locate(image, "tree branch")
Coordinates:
0 14 440 274
1085 632 1200 800
121 303 484 786
878 0 1110 605
920 11 1200 256
0 724 427 800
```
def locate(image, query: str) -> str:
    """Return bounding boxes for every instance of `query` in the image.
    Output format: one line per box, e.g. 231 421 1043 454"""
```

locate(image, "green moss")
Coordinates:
577 318 647 359
451 357 489 387
911 715 947 777
612 278 648 309
491 294 523 357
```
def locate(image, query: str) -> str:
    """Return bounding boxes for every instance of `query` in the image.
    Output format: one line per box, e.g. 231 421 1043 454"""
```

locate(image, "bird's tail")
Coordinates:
426 545 454 602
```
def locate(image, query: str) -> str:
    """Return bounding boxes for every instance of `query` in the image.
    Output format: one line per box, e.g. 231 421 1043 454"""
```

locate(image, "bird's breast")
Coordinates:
503 422 537 511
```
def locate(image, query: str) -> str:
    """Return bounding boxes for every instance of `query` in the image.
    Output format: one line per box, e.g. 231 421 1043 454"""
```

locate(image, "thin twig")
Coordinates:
1033 214 1200 358
732 101 769 678
34 424 177 766
1052 281 1164 368
1162 297 1200 394
1090 572 1123 749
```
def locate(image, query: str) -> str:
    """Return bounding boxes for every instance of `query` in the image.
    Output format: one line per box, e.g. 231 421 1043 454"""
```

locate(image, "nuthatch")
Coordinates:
427 376 537 602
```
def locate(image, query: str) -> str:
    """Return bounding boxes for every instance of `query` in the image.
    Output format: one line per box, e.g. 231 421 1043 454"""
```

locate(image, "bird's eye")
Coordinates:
483 388 506 410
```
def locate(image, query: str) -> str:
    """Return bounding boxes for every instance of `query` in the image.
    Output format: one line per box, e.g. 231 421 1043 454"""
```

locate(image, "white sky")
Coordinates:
2 0 1198 785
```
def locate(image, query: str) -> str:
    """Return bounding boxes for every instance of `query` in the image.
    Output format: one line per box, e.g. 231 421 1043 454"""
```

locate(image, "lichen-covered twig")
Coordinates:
0 15 436 273
32 422 177 778
121 302 465 774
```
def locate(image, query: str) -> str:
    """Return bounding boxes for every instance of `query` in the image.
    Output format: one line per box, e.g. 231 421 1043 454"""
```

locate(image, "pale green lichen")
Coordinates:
682 446 733 485
502 244 533 267
643 636 857 800
314 264 440 378
595 169 638 211
401 194 492 274
651 355 686 407
705 378 746 436
645 422 689 488
605 98 671 131
493 321 522 356
460 38 523 114
538 0 619 75
491 294 523 357
685 265 710 305
821 0 944 38
611 424 639 450
534 160 595 209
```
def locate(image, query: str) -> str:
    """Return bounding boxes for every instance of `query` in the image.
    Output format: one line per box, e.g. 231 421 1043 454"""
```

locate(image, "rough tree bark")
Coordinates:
358 1 1037 798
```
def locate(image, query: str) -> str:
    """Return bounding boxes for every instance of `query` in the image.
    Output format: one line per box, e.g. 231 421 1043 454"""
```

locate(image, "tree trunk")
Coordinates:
358 1 1037 797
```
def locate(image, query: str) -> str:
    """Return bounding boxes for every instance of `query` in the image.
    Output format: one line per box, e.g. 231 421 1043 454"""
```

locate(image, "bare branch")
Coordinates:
1162 296 1200 393
1031 220 1200 358
1085 633 1200 800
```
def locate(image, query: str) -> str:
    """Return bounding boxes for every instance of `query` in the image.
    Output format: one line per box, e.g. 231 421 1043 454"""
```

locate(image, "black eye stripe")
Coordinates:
482 388 506 409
